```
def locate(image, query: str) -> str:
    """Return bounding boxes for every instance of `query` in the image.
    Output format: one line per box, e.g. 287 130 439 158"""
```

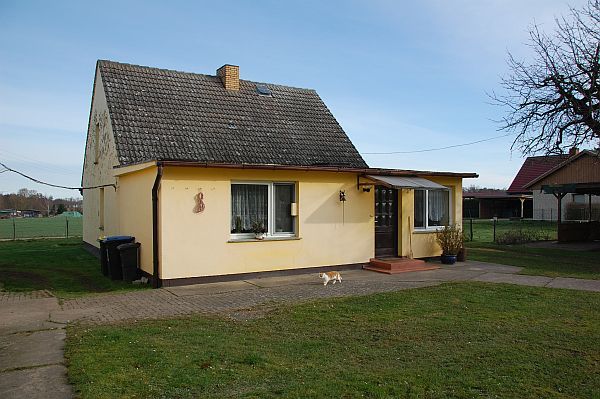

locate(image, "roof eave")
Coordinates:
523 150 594 189
133 160 478 178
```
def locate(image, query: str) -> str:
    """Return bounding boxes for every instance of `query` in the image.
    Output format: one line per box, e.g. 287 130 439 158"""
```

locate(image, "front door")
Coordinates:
375 186 398 258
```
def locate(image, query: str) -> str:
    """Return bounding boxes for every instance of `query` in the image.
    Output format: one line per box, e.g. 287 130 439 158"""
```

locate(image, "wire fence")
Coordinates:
0 217 82 240
463 218 557 243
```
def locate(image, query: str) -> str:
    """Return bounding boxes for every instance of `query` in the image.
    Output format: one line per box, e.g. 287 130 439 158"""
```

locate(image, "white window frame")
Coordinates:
230 181 296 239
414 187 452 231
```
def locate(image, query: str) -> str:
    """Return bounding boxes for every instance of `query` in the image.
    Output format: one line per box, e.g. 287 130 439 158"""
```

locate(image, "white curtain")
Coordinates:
428 190 449 226
231 185 268 232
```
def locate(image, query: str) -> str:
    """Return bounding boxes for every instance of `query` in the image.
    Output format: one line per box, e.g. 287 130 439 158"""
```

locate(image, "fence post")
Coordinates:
470 218 473 241
12 216 16 241
493 217 497 243
66 218 69 238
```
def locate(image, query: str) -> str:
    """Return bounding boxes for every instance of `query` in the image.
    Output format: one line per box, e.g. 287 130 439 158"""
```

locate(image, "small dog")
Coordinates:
319 271 342 286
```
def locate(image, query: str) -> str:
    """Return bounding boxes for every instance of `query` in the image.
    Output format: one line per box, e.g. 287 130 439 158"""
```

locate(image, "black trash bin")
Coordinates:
104 236 135 280
118 242 141 282
97 238 109 276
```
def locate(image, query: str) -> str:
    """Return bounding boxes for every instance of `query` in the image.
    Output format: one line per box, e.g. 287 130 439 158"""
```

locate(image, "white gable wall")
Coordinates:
82 66 120 247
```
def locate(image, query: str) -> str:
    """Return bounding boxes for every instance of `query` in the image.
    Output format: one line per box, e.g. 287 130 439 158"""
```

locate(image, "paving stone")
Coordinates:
443 261 523 274
0 297 61 335
245 274 321 288
389 268 486 282
0 365 72 399
0 329 65 371
167 280 257 296
472 272 553 287
546 277 600 292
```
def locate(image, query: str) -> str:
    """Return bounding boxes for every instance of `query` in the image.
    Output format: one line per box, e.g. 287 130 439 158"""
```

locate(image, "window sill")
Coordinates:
413 227 445 234
228 236 301 243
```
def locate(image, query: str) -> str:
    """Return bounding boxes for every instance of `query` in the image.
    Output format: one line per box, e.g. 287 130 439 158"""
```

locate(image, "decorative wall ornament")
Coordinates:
193 192 206 213
339 190 347 224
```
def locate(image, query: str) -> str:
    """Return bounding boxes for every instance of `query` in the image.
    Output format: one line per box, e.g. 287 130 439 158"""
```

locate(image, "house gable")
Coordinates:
82 65 120 244
526 151 600 189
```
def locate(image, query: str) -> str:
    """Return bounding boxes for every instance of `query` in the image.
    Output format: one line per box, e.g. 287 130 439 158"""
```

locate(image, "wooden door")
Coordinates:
375 186 398 258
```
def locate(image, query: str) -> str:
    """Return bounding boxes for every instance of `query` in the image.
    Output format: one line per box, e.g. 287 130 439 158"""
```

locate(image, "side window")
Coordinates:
230 183 268 234
414 188 450 229
274 183 295 233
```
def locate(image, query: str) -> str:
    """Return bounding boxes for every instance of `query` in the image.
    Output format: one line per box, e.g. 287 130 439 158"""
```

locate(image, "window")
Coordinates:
231 182 296 237
99 187 105 230
573 194 586 204
414 189 450 229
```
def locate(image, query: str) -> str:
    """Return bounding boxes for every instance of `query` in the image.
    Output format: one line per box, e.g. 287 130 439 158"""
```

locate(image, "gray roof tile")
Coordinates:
98 60 368 168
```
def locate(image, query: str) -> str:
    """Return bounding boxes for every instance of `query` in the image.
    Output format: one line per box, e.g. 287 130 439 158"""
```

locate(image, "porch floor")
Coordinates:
364 257 440 274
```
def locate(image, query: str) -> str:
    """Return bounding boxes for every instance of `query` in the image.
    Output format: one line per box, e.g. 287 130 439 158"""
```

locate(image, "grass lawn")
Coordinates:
467 241 600 280
66 283 600 398
0 216 82 239
463 218 557 243
0 238 146 298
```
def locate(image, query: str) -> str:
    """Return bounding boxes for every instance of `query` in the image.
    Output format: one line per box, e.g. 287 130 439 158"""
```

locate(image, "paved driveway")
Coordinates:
2 260 600 398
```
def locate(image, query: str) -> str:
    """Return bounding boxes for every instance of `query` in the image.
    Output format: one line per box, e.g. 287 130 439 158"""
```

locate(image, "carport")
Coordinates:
542 183 600 241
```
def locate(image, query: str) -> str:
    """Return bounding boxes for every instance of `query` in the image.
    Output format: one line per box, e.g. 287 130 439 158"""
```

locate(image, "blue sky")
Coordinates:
0 0 586 198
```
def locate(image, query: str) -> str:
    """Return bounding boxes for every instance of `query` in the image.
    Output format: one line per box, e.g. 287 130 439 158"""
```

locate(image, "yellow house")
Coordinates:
82 60 477 287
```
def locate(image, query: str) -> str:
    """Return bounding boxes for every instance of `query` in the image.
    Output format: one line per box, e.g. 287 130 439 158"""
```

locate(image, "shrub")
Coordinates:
435 225 463 255
495 229 551 245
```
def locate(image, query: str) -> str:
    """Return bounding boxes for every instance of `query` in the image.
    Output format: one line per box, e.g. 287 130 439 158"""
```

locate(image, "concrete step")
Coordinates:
364 257 440 274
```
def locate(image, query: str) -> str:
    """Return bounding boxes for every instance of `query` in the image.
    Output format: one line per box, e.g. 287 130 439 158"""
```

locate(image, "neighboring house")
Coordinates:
524 150 600 223
463 190 531 219
82 60 476 287
0 209 16 219
507 152 571 220
21 209 42 218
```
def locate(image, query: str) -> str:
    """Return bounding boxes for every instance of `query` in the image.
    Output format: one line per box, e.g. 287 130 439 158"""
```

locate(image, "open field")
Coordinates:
0 216 82 239
463 218 557 243
0 238 146 298
466 241 600 280
66 283 600 398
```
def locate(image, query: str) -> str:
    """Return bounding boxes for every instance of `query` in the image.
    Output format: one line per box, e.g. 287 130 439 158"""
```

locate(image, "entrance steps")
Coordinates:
364 257 439 274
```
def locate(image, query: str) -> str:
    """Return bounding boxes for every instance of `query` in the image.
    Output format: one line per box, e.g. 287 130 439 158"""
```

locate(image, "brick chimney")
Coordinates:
568 147 579 157
216 64 239 91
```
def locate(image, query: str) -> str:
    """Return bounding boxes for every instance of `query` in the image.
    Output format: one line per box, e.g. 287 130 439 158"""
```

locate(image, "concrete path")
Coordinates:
0 291 72 399
1 260 600 398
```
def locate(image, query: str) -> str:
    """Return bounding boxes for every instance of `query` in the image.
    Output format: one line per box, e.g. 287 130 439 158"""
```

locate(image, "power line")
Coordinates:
0 162 115 191
361 133 513 155
0 149 79 176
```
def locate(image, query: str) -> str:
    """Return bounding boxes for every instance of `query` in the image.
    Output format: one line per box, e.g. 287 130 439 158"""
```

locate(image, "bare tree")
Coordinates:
493 0 600 155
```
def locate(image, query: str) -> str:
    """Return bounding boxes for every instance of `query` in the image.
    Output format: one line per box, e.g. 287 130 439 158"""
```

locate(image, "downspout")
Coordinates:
152 162 163 288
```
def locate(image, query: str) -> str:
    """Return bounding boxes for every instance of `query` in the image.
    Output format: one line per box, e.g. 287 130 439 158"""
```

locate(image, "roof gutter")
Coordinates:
151 162 163 289
155 160 479 179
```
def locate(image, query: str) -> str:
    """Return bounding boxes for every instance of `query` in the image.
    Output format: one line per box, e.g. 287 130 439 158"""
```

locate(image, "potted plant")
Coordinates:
435 224 463 265
251 219 266 240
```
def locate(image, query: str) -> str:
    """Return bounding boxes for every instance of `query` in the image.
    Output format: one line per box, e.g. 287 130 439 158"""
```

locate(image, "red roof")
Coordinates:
507 155 569 194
